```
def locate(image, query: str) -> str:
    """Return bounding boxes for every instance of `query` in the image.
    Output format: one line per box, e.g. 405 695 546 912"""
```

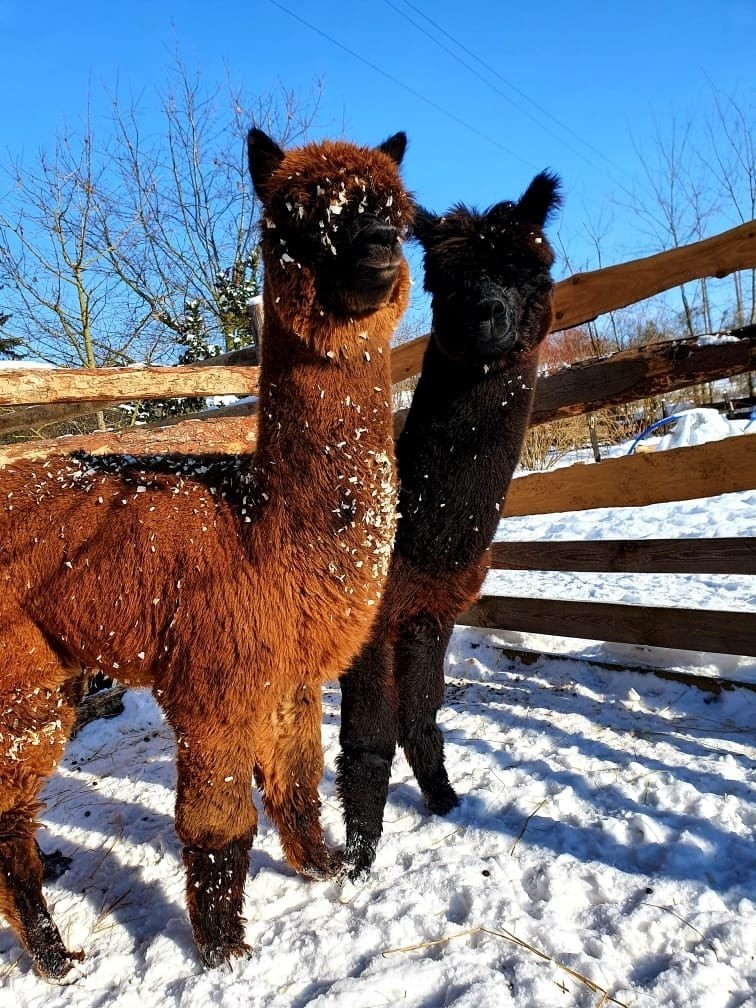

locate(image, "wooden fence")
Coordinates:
1 219 755 662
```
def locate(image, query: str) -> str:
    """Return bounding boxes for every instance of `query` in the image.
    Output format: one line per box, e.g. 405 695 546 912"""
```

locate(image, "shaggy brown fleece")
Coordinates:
0 127 412 976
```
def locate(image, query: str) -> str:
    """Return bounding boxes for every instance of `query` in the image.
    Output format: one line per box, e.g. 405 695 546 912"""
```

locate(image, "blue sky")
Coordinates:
1 1 754 294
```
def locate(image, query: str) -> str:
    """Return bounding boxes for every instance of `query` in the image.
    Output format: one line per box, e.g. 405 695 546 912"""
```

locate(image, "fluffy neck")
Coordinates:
395 335 540 571
253 260 410 520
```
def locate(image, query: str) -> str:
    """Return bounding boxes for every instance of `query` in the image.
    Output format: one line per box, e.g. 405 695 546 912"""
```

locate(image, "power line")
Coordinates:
267 0 537 170
388 0 632 182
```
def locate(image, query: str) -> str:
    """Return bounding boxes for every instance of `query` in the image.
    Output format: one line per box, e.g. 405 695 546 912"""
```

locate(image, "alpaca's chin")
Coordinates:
319 261 401 317
474 333 519 362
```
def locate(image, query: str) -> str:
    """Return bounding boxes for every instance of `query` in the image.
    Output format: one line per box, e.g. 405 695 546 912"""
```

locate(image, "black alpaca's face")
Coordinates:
248 129 413 317
413 172 562 366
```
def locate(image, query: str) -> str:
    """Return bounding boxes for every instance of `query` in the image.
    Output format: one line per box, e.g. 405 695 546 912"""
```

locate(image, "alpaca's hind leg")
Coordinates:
337 640 397 880
395 614 459 815
255 684 338 879
0 630 84 978
170 722 258 968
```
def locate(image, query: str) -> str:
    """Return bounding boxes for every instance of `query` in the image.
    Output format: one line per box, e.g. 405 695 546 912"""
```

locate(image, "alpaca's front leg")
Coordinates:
171 725 257 968
395 614 459 814
255 684 339 879
337 639 397 880
180 839 252 968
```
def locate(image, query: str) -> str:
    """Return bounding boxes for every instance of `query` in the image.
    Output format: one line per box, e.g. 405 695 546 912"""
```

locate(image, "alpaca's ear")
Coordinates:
410 206 438 246
378 131 407 166
517 171 562 227
248 128 285 201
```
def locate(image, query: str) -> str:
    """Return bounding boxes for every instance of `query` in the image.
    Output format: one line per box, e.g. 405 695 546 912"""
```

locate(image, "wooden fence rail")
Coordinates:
459 597 756 657
503 433 756 516
490 537 756 575
530 323 755 427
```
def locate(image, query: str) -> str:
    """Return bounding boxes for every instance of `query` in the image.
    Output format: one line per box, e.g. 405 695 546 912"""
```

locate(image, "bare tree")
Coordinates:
701 86 756 328
622 86 755 337
0 112 145 368
0 61 321 378
94 62 322 365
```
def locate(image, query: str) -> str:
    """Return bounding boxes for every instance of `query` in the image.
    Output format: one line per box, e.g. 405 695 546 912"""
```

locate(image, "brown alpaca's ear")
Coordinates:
378 131 407 166
410 206 438 246
248 128 285 201
517 171 562 228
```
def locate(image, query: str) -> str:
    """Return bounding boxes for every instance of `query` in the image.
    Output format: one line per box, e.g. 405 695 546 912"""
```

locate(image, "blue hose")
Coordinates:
627 413 686 454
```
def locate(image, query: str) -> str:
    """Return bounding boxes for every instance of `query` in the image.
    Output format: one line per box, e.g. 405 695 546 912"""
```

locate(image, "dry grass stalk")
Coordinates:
509 798 548 855
92 888 132 934
382 925 628 1007
643 902 719 957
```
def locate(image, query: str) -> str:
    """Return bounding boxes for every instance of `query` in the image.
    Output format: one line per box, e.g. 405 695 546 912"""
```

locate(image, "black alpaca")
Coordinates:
337 172 562 878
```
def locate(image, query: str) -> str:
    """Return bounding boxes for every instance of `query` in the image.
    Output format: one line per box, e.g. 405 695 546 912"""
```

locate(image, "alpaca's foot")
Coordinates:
196 932 251 970
17 891 85 979
422 780 460 816
343 832 379 882
38 846 73 883
182 839 250 970
299 845 343 881
32 938 85 982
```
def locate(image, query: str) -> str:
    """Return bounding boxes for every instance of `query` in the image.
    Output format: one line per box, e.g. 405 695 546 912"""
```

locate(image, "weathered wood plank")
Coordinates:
503 433 756 516
0 413 258 467
458 596 756 656
72 686 127 736
0 364 260 407
0 400 123 436
490 537 756 574
550 219 756 331
530 325 755 426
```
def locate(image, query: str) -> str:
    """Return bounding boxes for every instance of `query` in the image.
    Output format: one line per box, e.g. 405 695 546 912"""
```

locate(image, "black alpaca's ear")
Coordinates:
378 131 407 166
410 206 438 246
517 170 562 227
248 128 285 201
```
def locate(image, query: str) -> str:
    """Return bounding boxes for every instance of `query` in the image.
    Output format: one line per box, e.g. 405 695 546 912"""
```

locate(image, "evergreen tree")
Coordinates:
0 311 23 360
136 252 260 422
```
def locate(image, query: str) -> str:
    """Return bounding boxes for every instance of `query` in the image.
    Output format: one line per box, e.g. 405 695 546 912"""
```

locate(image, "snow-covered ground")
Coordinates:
1 422 754 1008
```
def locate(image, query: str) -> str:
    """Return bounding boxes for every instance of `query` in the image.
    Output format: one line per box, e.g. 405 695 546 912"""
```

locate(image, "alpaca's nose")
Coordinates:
356 219 402 269
360 220 400 262
475 297 517 356
362 219 399 247
479 297 508 328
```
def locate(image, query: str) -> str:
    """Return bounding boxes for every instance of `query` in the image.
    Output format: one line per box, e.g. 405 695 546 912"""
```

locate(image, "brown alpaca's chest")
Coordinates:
235 440 398 684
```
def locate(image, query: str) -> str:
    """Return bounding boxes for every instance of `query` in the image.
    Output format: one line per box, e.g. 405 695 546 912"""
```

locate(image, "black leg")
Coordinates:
395 614 459 815
337 639 397 880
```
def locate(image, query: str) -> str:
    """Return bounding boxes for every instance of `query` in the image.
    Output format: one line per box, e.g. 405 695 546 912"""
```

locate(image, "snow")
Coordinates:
652 408 748 451
622 407 750 456
0 360 52 369
1 429 755 1007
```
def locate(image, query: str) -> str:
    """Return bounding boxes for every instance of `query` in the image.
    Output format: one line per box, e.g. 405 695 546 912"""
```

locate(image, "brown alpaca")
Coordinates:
0 127 412 977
